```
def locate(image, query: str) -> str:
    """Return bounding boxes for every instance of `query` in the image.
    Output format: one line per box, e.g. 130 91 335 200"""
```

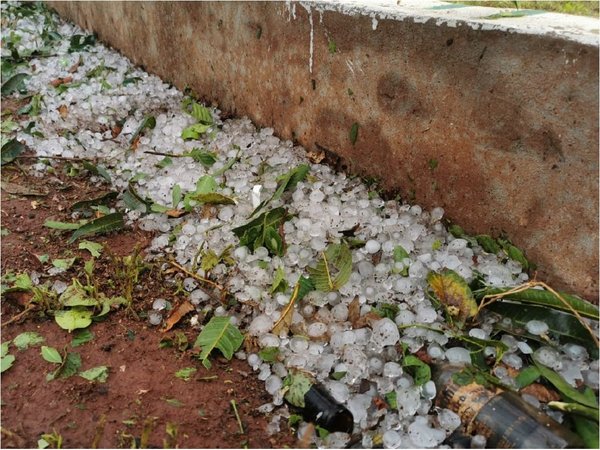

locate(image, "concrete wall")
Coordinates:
49 1 599 301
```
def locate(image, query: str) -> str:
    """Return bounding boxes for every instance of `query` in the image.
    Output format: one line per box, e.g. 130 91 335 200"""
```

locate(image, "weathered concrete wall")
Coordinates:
49 1 599 300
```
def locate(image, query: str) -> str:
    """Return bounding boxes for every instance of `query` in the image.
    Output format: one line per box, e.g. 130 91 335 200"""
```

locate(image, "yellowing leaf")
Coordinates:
426 269 477 324
308 242 352 291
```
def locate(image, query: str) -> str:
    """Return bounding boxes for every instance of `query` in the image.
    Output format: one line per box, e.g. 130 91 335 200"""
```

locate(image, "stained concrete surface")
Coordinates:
48 1 599 301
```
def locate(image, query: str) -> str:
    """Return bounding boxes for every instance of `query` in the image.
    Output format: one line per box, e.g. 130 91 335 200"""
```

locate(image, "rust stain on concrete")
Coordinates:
49 1 599 301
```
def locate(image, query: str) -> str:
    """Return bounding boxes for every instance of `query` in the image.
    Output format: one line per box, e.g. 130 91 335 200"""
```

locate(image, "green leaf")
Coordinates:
372 303 400 321
123 182 150 213
258 346 280 362
1 138 25 165
13 332 45 350
1 355 15 373
44 220 81 230
68 212 124 244
548 401 599 422
385 390 397 409
428 158 439 170
427 269 478 323
498 239 530 270
1 341 10 358
315 425 330 440
349 122 359 145
1 73 29 96
533 358 598 408
195 175 217 195
47 352 81 381
175 367 197 381
123 76 142 86
478 287 599 321
297 276 316 301
264 226 284 256
515 366 541 389
327 38 337 54
182 148 217 167
308 242 352 291
172 184 182 208
187 102 213 125
59 279 97 307
251 164 310 217
487 302 598 359
78 240 103 257
475 235 501 254
71 191 118 211
270 266 288 294
431 239 443 251
129 115 156 148
54 307 93 331
330 371 346 381
14 273 33 290
68 34 96 52
573 417 599 449
453 334 508 363
393 246 409 260
79 365 109 382
181 123 211 140
232 207 289 255
212 153 240 177
402 355 431 386
283 372 312 407
193 316 244 369
52 257 76 270
41 346 62 364
71 329 94 347
155 156 173 169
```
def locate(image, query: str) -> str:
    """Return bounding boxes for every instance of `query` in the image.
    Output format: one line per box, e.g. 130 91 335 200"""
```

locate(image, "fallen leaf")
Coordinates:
348 296 361 328
68 59 81 73
50 76 73 87
521 383 561 403
306 149 325 164
31 200 41 209
57 104 68 119
165 209 187 218
130 136 140 151
161 301 195 332
354 311 383 329
1 181 47 197
111 125 122 138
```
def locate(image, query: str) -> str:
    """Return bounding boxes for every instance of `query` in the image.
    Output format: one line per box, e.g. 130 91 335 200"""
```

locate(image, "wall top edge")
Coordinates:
289 0 599 47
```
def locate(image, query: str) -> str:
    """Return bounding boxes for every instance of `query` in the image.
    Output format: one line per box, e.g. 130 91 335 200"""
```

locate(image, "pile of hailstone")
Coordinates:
2 3 597 449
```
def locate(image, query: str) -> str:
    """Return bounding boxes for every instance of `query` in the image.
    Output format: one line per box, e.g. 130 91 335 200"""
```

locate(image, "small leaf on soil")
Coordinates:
79 365 109 382
164 398 184 407
52 257 76 270
54 307 94 331
71 329 94 347
1 341 10 358
67 212 125 243
194 316 244 369
175 367 197 381
1 138 26 165
427 269 478 324
13 331 45 350
1 181 47 196
44 220 82 230
162 301 195 333
78 240 103 257
47 351 81 381
41 346 62 364
1 355 15 373
59 280 97 307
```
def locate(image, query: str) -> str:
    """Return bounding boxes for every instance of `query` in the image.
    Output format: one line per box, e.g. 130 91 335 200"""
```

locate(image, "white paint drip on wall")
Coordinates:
371 15 378 30
304 3 314 74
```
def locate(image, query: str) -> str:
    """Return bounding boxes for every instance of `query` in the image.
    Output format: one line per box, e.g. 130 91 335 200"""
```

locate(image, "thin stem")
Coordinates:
230 400 245 434
168 260 224 291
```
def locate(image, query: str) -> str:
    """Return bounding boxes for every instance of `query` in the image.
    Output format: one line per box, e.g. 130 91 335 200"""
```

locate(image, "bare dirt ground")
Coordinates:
1 158 296 448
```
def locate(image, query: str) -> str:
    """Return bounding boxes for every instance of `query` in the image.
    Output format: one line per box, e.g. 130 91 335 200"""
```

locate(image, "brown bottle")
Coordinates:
433 364 584 448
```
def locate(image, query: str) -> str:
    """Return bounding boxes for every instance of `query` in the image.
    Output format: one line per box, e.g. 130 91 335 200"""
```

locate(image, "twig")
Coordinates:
1 304 36 327
143 150 186 158
230 399 245 434
168 260 224 291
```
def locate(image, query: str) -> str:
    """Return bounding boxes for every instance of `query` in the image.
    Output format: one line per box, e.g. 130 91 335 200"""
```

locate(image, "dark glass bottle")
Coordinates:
433 364 584 448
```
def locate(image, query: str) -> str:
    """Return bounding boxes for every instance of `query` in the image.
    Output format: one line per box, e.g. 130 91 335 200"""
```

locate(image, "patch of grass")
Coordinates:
448 1 599 17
